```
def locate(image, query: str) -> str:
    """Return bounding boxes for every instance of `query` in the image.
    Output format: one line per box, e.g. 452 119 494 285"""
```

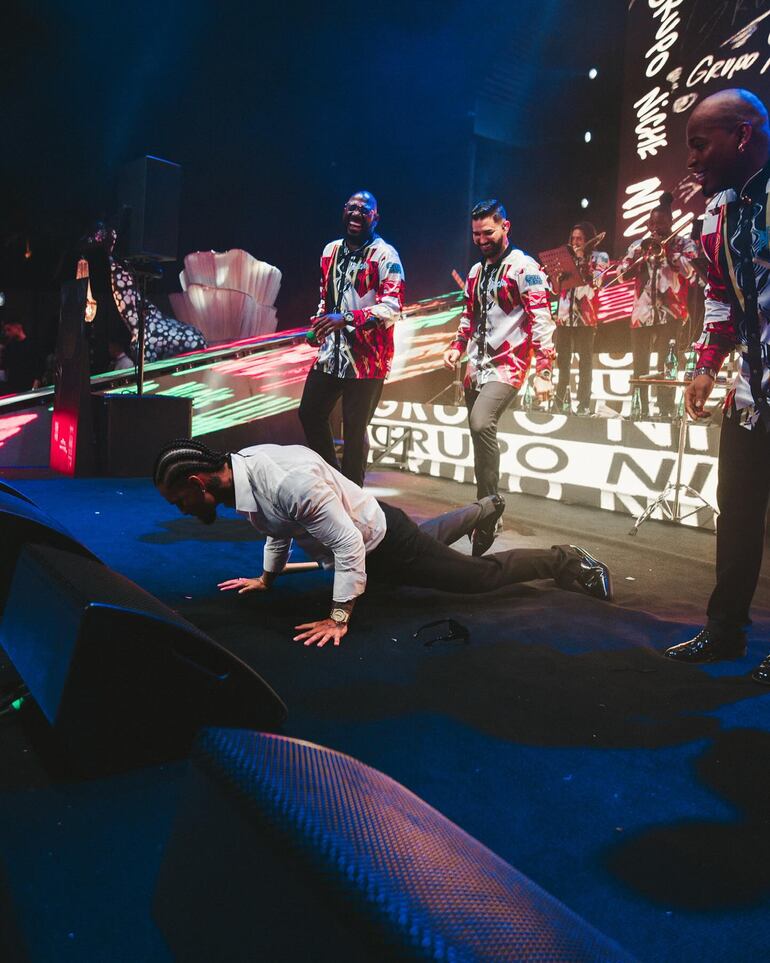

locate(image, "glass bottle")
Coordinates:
664 339 678 379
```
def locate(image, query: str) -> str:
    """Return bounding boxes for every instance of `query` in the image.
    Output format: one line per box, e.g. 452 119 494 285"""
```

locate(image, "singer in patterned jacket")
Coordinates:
443 199 555 554
299 190 404 488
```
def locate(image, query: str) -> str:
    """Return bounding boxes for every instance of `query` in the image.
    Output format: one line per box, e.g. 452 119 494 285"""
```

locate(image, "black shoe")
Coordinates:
562 545 613 601
664 627 747 664
576 405 591 417
752 654 770 685
471 494 505 557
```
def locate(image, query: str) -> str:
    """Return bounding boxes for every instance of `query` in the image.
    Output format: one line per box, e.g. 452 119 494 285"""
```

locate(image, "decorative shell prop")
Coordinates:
172 249 282 343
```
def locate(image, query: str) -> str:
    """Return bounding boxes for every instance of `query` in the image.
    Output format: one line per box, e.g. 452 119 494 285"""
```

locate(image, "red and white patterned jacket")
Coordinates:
450 246 555 389
313 234 404 380
620 235 697 328
695 171 770 429
556 250 610 327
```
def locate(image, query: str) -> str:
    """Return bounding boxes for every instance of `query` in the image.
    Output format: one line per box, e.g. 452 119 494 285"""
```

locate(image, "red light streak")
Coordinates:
0 412 38 448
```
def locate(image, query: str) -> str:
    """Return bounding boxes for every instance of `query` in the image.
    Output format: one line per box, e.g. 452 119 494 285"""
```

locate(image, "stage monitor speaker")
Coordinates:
0 487 98 613
92 393 192 476
0 545 287 775
154 729 634 963
0 480 35 505
116 155 181 262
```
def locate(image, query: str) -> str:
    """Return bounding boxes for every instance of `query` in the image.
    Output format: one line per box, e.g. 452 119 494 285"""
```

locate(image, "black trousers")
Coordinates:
367 502 580 593
707 409 770 632
554 325 595 409
630 319 679 416
299 368 384 488
464 380 518 500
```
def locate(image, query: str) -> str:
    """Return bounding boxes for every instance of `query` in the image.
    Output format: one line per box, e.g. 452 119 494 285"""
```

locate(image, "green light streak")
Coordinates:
155 382 234 408
407 307 462 331
192 394 299 435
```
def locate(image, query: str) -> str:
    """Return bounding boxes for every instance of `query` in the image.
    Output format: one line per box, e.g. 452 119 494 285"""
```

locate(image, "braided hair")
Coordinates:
153 438 229 489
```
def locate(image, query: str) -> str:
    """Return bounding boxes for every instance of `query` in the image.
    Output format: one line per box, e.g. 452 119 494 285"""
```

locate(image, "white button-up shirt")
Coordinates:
230 445 387 602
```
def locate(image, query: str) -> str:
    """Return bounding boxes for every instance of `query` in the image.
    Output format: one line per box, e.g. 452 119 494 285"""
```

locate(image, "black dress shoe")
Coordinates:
664 627 747 664
471 494 505 557
751 654 770 685
562 545 613 601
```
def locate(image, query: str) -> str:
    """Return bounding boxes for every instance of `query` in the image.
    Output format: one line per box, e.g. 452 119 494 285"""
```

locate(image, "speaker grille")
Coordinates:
192 729 634 962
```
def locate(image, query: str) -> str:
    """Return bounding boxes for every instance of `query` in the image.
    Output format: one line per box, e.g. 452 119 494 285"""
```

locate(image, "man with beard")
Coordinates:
153 439 612 649
663 88 770 684
299 190 404 488
443 199 555 554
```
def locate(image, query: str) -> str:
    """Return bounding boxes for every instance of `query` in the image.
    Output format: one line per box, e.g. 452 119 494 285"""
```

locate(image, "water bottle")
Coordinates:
664 339 678 379
522 377 534 412
630 387 643 420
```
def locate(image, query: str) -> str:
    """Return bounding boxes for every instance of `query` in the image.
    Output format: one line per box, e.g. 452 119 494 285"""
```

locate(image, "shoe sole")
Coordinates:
665 647 747 664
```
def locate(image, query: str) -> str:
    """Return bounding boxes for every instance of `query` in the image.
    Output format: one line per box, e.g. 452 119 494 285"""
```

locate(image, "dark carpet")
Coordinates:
0 469 768 962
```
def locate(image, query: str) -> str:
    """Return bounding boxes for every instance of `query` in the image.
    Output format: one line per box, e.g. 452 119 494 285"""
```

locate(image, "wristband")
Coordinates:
694 367 717 380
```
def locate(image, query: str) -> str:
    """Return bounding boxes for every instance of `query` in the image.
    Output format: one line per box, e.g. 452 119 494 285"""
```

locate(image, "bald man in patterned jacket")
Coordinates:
444 198 555 554
299 190 404 489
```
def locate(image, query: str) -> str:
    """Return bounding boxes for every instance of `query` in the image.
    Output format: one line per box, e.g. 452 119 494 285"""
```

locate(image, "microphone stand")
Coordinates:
428 363 464 405
125 258 164 396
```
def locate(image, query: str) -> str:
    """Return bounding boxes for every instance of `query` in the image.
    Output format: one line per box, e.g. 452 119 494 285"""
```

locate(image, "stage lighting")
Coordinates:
0 292 5 307
588 67 598 79
580 197 590 209
584 131 592 143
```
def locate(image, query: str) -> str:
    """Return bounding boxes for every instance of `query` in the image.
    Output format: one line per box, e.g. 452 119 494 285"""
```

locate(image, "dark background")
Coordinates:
1 0 625 350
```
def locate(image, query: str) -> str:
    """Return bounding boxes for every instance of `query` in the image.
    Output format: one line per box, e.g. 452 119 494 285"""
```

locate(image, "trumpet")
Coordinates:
604 228 679 289
584 230 606 250
639 235 667 262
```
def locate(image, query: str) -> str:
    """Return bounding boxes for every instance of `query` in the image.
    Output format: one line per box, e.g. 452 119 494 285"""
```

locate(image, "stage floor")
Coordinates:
1 471 769 962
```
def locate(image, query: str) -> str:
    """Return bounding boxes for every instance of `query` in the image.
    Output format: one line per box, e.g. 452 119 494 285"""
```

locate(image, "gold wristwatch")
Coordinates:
330 608 350 625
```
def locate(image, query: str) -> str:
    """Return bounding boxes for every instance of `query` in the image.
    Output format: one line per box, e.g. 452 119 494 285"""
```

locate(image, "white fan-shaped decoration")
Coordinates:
171 249 282 343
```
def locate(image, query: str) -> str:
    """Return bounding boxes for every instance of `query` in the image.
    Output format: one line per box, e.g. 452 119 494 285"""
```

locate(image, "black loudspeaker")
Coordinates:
154 729 634 963
0 486 98 613
0 545 287 775
0 480 35 505
116 155 181 262
92 393 192 476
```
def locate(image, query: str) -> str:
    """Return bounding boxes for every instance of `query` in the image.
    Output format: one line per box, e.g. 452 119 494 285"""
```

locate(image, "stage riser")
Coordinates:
0 334 311 469
370 403 720 530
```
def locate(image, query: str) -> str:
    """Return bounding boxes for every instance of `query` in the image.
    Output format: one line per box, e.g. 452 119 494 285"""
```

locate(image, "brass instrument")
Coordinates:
568 231 607 286
584 230 606 250
604 228 679 289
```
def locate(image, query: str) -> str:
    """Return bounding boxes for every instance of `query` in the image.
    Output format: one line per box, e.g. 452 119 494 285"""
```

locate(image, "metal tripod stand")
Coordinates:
628 376 718 535
428 363 465 406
